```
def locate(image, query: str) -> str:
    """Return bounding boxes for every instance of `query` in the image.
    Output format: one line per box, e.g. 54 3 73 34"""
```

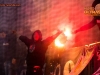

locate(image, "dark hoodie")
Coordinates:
19 30 61 73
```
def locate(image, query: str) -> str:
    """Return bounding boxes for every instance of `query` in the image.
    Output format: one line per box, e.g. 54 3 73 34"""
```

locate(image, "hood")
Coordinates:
32 30 42 41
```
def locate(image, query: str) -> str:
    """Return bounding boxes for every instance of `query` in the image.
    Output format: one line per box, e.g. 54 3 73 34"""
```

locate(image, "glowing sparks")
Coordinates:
55 25 74 47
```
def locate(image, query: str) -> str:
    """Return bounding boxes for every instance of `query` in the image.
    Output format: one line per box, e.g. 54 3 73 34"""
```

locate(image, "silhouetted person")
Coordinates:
19 30 62 75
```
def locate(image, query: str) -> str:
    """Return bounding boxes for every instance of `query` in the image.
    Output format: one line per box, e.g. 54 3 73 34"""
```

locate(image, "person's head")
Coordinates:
32 30 42 41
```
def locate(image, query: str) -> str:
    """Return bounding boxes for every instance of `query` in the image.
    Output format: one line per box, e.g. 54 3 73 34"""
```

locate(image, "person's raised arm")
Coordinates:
19 35 30 46
73 18 97 34
43 30 62 46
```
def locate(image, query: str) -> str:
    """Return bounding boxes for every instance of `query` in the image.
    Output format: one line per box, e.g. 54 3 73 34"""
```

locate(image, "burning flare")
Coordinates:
64 28 72 39
55 39 64 47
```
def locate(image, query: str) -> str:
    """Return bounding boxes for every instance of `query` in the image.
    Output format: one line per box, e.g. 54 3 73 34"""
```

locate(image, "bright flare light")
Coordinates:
64 27 72 39
55 39 64 47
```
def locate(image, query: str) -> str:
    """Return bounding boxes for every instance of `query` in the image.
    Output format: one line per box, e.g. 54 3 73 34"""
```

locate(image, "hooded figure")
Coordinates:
19 30 62 75
32 30 42 41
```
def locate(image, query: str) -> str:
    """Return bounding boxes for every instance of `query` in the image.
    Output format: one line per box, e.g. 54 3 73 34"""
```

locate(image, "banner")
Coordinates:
63 42 100 75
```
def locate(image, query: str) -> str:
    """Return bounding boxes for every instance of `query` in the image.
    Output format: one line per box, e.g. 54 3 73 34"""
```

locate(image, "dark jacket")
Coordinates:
19 30 61 68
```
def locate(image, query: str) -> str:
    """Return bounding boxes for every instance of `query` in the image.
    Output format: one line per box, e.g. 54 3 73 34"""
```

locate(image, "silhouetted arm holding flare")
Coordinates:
73 18 97 34
43 30 62 46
